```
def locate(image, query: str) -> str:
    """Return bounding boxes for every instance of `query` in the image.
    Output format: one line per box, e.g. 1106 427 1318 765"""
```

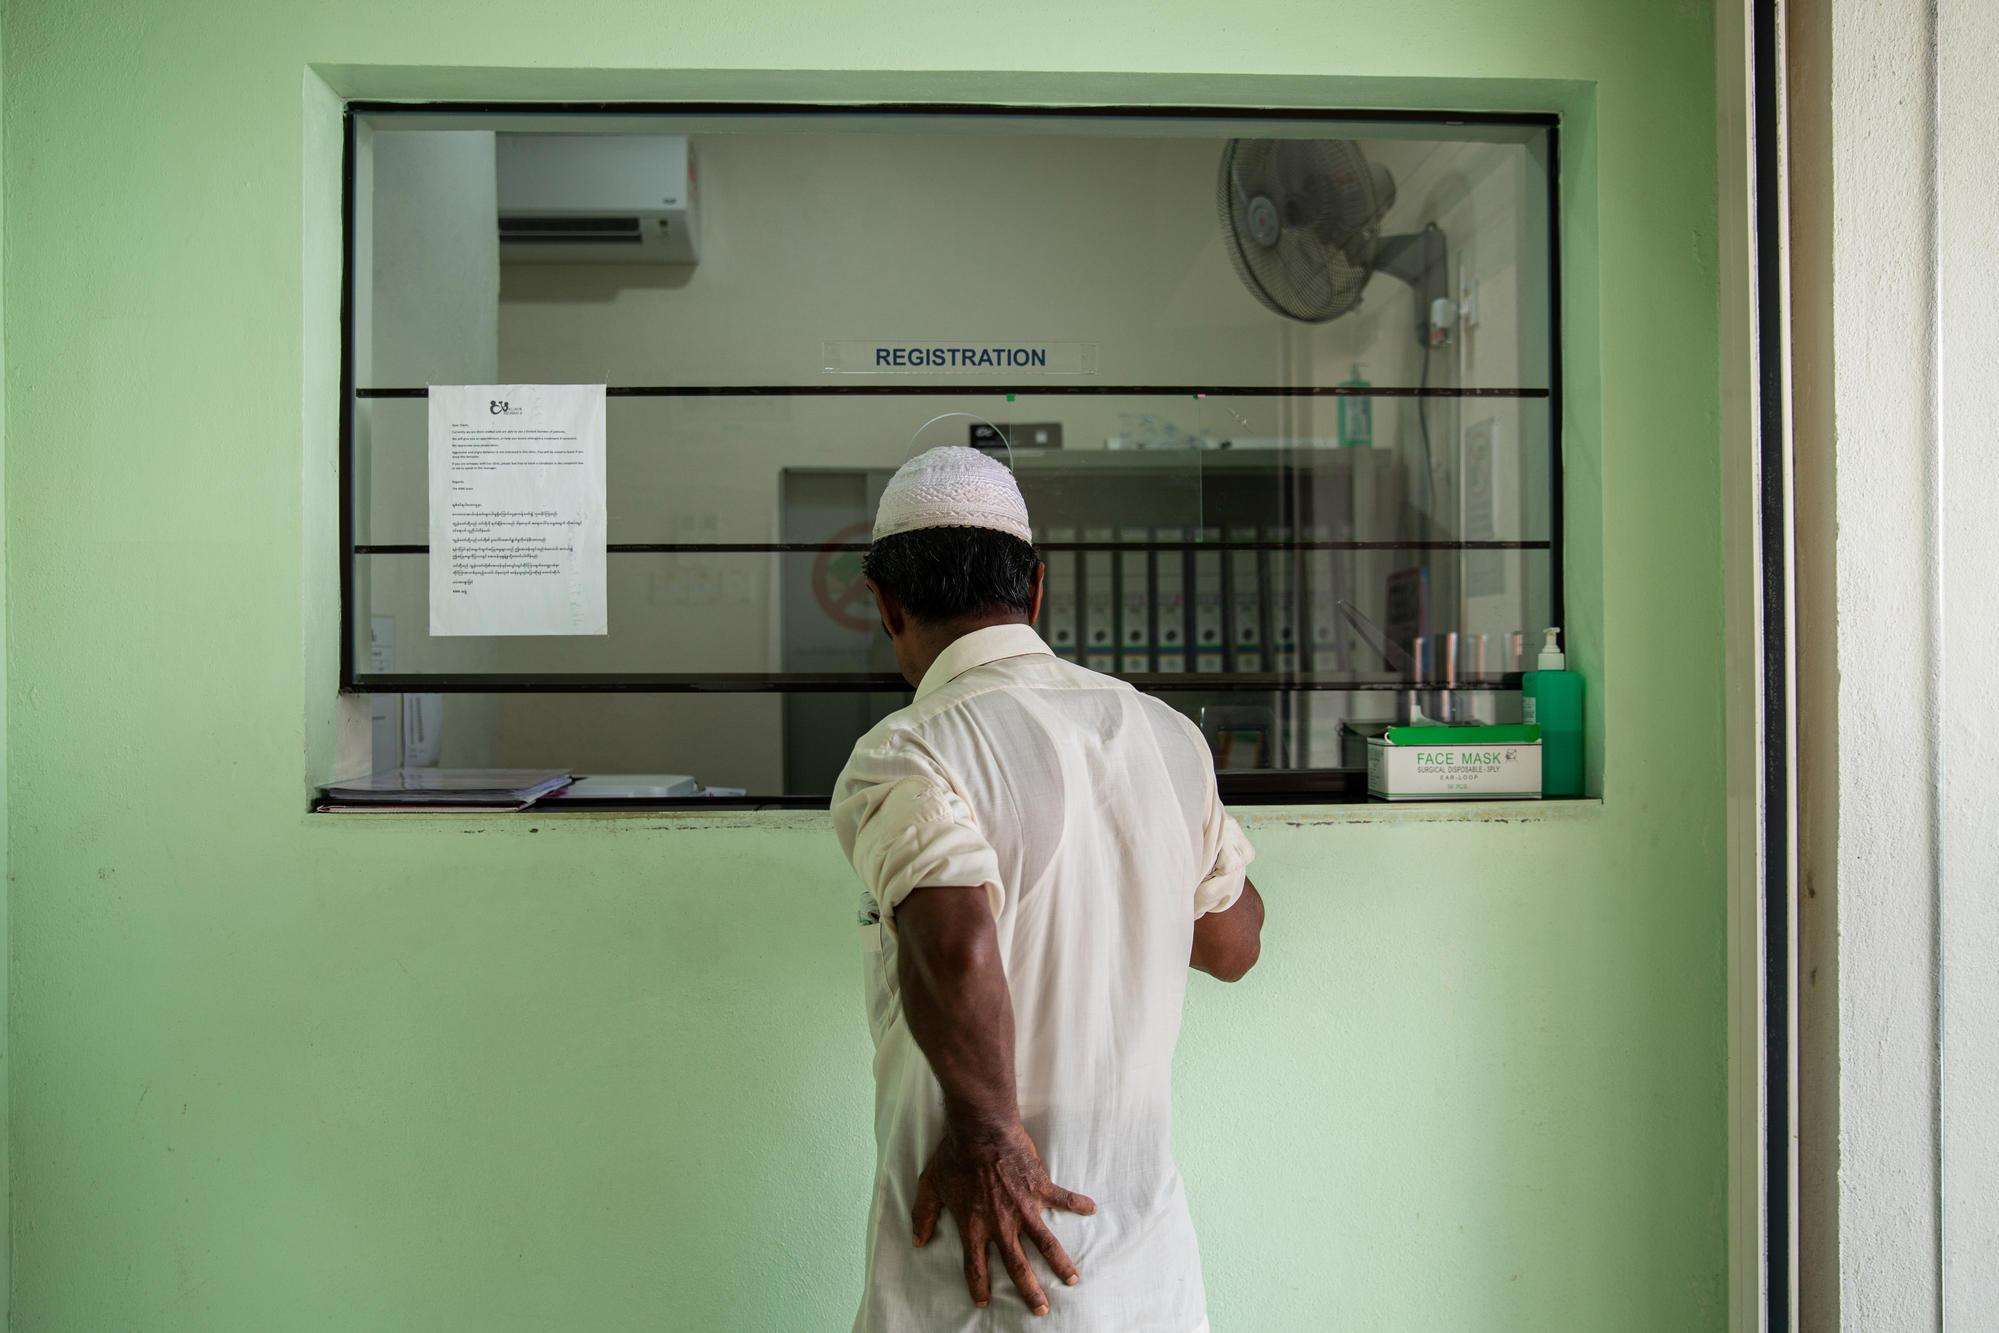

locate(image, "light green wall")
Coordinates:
0 2 10 1310
2 1 1721 1329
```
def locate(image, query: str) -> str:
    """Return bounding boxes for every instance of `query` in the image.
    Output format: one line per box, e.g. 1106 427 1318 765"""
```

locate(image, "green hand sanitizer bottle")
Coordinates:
1521 626 1584 797
1337 363 1372 448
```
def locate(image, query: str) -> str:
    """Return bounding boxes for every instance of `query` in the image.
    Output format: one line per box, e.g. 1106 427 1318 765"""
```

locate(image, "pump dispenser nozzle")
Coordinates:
1537 626 1566 672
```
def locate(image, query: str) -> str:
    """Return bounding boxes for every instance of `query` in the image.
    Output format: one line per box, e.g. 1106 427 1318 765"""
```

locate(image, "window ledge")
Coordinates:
305 796 1601 833
1235 796 1602 827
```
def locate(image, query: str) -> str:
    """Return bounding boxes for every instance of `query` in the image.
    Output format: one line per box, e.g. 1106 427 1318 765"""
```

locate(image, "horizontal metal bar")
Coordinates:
527 769 1364 809
349 100 1558 129
358 383 1548 400
345 672 1521 694
316 774 1374 813
348 672 909 694
354 538 1550 556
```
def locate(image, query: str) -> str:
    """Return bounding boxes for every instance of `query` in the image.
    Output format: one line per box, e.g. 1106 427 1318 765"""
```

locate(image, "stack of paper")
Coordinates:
556 774 700 800
318 769 574 811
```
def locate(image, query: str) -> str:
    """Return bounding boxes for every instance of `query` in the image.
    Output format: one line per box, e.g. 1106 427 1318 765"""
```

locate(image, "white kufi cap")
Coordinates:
872 445 1033 544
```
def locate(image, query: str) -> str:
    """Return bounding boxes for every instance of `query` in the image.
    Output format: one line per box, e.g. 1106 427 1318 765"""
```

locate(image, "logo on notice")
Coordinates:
489 400 524 415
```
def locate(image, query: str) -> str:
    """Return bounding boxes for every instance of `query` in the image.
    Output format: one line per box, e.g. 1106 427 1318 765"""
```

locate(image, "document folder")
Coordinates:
1119 526 1154 673
1193 527 1226 673
1044 526 1079 659
1082 526 1117 672
1154 527 1188 672
1268 524 1298 675
1227 526 1265 672
1303 524 1348 673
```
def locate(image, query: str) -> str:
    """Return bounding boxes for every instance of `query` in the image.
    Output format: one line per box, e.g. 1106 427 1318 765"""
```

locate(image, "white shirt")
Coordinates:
834 623 1255 1333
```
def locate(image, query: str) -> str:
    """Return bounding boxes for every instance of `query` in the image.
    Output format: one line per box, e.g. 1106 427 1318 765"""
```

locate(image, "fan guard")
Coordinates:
1217 138 1399 323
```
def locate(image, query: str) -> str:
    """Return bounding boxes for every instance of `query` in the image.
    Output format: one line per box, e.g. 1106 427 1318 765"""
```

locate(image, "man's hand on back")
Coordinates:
912 1120 1095 1315
895 885 1096 1316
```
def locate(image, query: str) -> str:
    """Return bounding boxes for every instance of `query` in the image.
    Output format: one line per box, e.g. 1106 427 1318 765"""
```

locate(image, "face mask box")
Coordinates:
1365 724 1543 801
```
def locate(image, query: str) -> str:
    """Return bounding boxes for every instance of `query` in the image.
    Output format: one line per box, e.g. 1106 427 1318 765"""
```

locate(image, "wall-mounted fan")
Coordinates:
1217 138 1448 344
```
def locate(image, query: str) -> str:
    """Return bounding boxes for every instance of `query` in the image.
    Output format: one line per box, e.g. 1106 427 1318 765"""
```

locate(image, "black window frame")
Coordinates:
337 99 1564 802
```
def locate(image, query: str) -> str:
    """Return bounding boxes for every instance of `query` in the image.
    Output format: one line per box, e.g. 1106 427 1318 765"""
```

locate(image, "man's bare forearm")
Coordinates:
895 885 1020 1136
895 886 1093 1314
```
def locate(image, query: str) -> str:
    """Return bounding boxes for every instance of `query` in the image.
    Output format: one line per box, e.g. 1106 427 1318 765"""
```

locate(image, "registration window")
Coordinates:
341 105 1560 802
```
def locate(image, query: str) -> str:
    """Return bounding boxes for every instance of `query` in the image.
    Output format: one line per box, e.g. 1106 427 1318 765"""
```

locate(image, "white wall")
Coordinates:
1791 0 1999 1321
1935 0 1999 1317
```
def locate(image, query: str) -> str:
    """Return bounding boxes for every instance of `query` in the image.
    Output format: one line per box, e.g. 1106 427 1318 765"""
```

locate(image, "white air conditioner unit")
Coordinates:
497 133 700 265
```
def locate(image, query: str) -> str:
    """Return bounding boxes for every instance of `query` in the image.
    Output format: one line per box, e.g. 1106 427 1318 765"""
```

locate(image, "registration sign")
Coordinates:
822 340 1099 375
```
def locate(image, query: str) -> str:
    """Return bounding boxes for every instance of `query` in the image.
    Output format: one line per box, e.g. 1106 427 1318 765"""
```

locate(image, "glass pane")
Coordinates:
354 680 1529 799
356 115 1550 391
354 393 1221 546
347 108 1557 800
355 691 909 798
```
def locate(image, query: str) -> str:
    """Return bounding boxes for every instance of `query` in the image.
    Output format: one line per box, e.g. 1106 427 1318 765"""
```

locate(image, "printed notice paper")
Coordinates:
428 384 607 636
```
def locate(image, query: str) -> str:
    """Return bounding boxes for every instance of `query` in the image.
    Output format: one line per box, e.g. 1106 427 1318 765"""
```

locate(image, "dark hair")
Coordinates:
861 526 1039 622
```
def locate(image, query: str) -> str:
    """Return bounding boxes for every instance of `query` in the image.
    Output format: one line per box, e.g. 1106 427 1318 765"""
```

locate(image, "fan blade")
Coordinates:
1217 137 1376 323
1369 161 1398 218
1274 229 1336 314
1225 139 1276 215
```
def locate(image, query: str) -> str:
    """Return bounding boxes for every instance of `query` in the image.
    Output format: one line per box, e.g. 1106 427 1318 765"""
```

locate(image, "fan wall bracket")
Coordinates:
1374 223 1451 347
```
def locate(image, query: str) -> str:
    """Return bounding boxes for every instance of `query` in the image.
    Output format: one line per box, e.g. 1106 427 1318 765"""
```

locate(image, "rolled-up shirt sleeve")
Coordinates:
833 738 1004 927
1193 776 1256 918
